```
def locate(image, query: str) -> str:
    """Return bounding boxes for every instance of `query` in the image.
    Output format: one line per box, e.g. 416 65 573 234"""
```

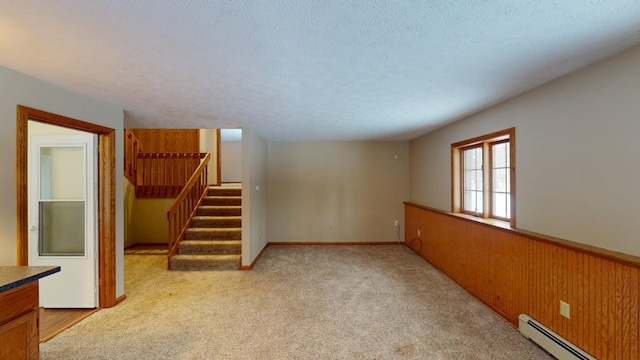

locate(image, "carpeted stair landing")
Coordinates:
170 186 241 270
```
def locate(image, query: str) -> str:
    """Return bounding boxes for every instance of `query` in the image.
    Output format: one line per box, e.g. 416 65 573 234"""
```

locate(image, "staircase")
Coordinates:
169 186 242 270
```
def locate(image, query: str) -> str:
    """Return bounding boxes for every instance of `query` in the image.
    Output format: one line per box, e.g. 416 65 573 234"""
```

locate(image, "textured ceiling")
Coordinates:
1 1 639 141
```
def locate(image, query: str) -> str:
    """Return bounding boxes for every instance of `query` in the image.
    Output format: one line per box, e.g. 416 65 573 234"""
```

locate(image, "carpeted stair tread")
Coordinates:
185 228 242 240
172 254 240 260
191 216 242 227
186 227 242 231
170 254 240 271
197 206 242 216
180 239 242 245
202 196 242 206
192 216 241 221
203 196 242 200
179 240 241 255
208 186 242 196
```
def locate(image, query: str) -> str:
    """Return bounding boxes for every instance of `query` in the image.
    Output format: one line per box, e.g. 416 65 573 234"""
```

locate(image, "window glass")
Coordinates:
463 147 483 214
491 141 510 219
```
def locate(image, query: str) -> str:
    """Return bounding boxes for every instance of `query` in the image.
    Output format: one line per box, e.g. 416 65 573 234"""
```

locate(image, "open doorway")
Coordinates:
220 129 242 186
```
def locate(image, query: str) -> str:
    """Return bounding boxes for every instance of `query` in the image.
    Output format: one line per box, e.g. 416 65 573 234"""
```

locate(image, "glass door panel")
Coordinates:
38 201 85 256
38 146 86 257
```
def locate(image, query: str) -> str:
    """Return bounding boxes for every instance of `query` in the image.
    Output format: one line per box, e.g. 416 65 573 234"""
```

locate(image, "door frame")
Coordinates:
16 105 120 308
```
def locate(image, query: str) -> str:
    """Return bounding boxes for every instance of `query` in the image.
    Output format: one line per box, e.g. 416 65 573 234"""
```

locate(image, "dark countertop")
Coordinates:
0 266 61 293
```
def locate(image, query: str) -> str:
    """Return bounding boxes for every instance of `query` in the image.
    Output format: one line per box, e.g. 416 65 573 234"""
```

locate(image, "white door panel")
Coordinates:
29 134 98 308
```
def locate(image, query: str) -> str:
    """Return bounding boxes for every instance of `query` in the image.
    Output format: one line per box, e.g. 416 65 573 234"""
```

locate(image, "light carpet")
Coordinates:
41 245 552 359
123 248 168 255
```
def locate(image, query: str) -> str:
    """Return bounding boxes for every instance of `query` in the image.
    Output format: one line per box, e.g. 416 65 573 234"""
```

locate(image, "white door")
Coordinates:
29 134 98 308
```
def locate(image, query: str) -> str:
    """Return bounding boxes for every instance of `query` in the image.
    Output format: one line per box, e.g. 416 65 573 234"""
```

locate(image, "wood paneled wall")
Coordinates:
405 202 639 360
129 129 199 153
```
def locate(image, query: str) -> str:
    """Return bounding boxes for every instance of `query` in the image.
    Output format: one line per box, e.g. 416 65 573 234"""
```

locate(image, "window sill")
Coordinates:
450 213 513 230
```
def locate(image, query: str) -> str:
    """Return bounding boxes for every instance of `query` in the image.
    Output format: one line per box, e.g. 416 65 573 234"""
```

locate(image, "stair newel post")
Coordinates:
132 138 139 187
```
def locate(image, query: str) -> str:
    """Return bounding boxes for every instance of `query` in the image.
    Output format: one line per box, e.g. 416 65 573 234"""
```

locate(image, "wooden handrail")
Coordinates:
124 129 142 185
167 153 210 268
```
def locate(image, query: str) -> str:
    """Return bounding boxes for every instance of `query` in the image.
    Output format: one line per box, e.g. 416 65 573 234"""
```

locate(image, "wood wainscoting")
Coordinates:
405 202 639 360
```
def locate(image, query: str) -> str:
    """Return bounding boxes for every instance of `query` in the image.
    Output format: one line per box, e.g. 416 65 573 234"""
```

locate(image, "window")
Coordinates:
452 128 515 226
491 140 510 220
462 145 483 215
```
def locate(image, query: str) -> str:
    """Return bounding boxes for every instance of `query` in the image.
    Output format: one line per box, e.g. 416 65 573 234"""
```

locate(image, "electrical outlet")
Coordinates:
394 220 399 227
560 300 570 319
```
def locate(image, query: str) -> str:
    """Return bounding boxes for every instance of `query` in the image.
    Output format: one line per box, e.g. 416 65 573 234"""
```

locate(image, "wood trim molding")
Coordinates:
97 131 117 308
16 105 118 308
268 242 398 246
405 201 640 269
19 106 113 133
16 107 29 266
451 127 514 148
113 295 127 306
216 129 221 186
509 129 516 227
450 145 460 214
240 243 270 270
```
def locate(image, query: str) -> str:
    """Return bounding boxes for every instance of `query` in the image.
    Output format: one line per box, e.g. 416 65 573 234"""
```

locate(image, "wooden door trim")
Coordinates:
216 129 221 185
16 105 119 308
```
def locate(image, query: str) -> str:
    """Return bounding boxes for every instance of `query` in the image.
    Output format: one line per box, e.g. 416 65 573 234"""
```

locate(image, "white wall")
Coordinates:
241 129 268 266
410 45 640 257
0 65 125 296
267 141 409 243
221 139 242 183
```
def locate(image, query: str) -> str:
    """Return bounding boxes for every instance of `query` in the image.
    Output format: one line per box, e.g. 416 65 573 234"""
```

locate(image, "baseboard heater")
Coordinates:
519 314 595 360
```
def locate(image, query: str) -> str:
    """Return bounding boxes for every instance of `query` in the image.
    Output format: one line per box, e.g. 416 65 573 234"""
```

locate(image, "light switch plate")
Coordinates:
560 300 570 319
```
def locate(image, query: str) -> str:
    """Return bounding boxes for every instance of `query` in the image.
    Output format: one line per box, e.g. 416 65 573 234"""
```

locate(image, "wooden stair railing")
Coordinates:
135 152 206 197
167 153 211 268
124 129 141 185
125 129 208 198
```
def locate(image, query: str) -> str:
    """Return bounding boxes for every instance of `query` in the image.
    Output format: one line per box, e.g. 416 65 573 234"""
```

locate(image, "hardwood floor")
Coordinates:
39 308 98 343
